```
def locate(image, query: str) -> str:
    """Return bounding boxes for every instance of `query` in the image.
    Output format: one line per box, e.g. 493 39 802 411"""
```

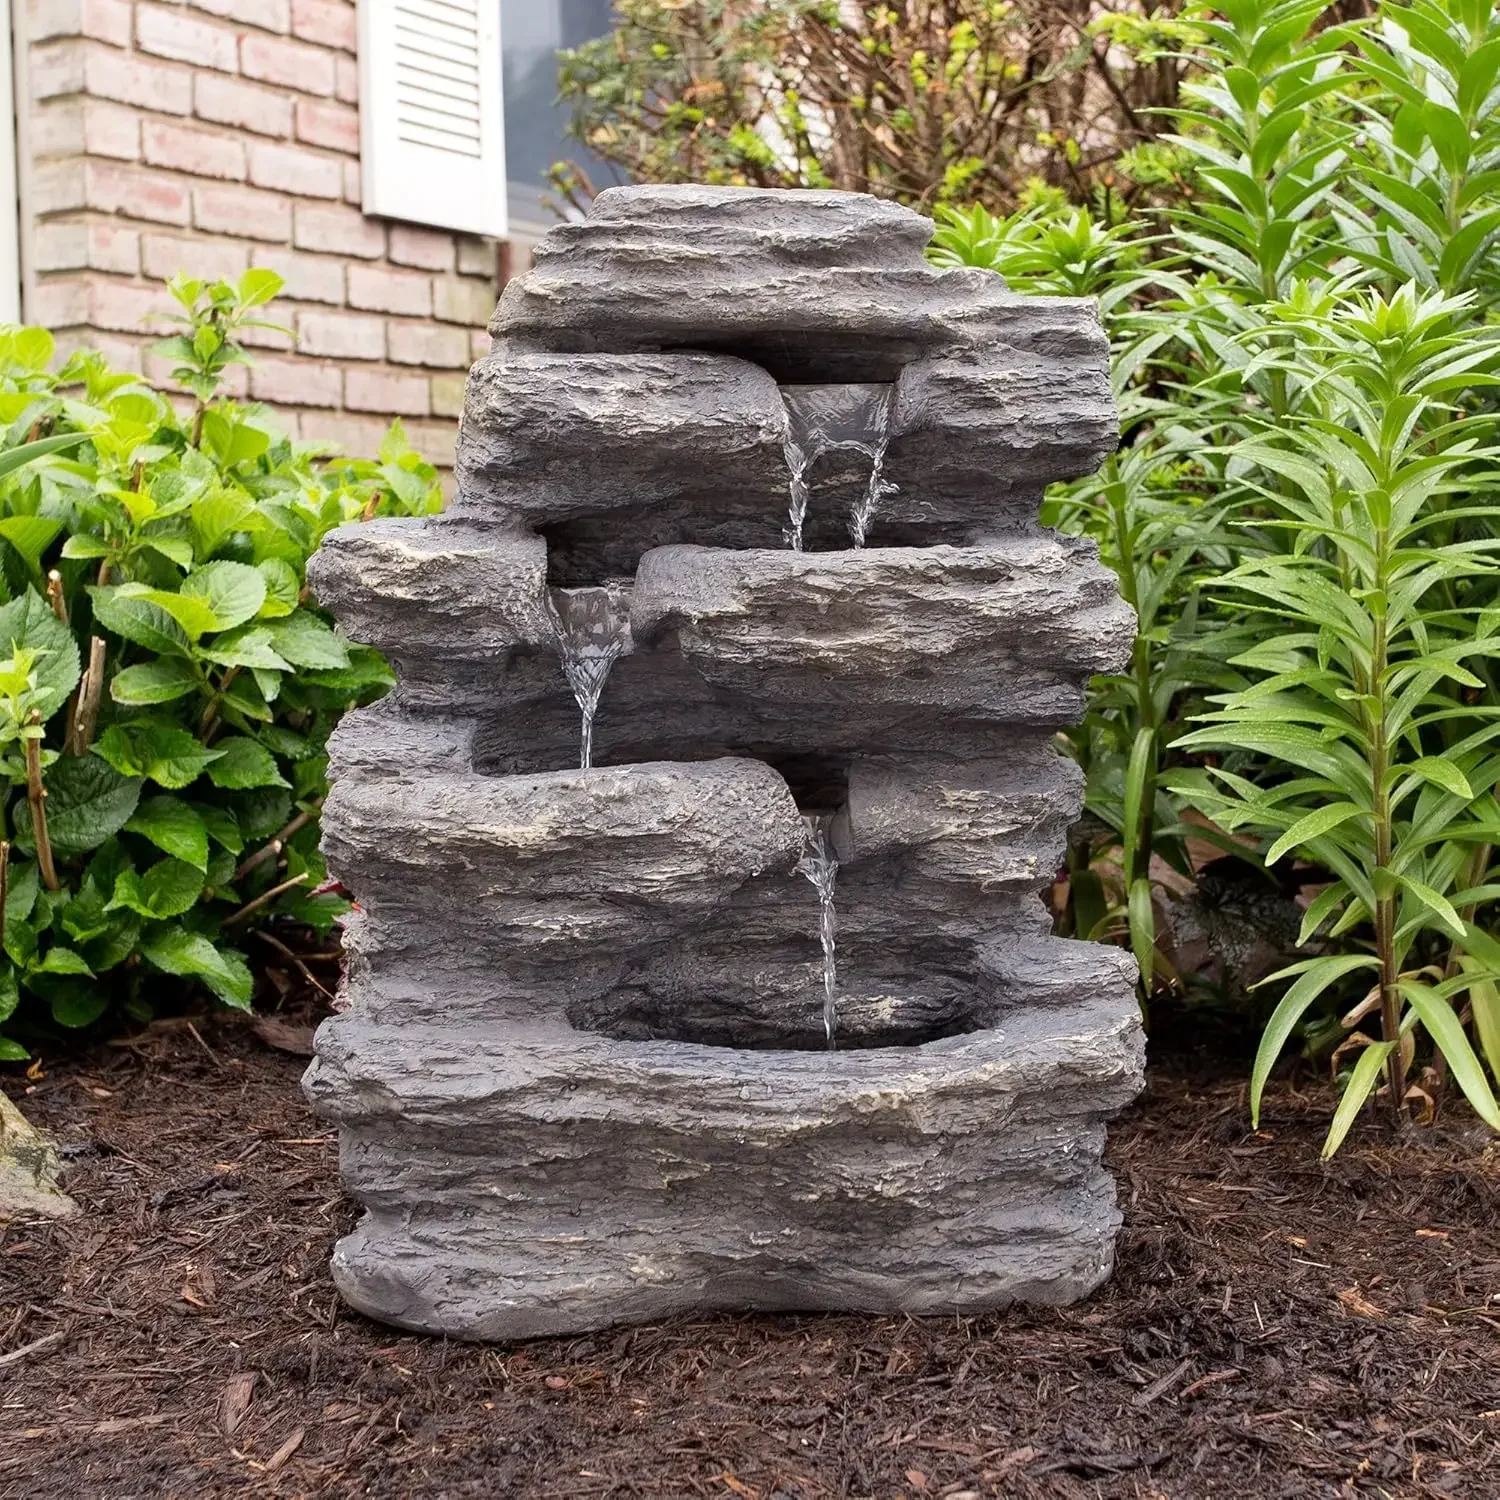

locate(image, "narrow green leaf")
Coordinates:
1398 980 1500 1132
1265 803 1364 866
1322 1040 1395 1160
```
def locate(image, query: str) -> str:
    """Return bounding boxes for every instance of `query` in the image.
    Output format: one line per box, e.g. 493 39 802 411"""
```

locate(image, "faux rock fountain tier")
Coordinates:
304 184 1144 1341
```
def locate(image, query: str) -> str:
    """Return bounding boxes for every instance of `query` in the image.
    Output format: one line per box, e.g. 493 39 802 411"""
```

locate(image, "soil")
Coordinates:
1 1017 1498 1500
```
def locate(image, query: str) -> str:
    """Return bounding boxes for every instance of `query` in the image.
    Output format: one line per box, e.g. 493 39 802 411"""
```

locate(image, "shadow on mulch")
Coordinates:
1 1018 1497 1500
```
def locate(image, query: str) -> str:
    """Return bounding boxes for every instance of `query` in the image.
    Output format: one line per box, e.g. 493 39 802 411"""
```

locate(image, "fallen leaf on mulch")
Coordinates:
249 1017 316 1056
221 1373 256 1437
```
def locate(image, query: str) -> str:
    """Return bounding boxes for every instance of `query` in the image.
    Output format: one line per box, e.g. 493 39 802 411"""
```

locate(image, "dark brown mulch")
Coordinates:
1 1022 1498 1500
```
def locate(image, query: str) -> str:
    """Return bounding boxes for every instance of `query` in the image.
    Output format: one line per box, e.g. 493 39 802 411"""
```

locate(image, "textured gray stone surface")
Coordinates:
306 183 1142 1341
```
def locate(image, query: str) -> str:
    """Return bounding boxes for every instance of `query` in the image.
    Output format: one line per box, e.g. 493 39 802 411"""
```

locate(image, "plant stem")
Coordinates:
25 713 59 893
0 839 9 955
232 803 320 883
45 571 67 625
65 636 106 756
223 871 309 927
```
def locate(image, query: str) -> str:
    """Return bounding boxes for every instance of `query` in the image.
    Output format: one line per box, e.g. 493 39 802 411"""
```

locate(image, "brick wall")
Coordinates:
20 0 501 468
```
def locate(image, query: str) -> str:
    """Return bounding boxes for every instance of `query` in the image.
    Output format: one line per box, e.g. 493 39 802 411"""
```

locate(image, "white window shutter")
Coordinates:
359 0 507 238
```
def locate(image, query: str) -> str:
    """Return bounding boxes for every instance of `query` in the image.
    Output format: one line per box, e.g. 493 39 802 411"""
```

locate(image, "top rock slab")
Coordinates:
493 185 1099 383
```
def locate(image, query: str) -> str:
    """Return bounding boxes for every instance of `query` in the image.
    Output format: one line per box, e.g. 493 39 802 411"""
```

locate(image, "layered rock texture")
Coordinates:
305 185 1144 1341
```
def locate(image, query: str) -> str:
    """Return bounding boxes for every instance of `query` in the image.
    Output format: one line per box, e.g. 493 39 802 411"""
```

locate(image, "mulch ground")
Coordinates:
1 1019 1498 1500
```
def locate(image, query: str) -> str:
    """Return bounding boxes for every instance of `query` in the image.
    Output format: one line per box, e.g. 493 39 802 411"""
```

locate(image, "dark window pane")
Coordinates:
502 0 616 231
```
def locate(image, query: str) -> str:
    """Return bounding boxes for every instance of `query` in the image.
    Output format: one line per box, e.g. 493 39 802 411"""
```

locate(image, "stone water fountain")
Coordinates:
303 186 1144 1340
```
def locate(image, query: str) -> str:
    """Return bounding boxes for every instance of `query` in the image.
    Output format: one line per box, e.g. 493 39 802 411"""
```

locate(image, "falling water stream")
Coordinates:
549 584 632 770
780 385 897 551
796 814 840 1048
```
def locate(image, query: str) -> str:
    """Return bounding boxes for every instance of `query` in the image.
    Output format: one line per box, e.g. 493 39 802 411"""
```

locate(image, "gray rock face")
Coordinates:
306 184 1142 1341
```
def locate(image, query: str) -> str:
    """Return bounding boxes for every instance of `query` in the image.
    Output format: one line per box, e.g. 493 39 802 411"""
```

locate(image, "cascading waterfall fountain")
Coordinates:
549 584 632 770
304 184 1145 1342
796 814 840 1048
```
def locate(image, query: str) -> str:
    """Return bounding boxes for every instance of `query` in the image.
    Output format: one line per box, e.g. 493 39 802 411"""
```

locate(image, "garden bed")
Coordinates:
1 1020 1496 1500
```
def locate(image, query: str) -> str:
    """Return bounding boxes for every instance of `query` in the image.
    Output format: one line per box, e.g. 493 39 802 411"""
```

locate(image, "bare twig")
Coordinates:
222 872 309 927
0 839 9 953
45 570 68 625
0 1330 65 1368
251 927 337 1004
65 636 106 756
25 711 59 891
232 803 320 883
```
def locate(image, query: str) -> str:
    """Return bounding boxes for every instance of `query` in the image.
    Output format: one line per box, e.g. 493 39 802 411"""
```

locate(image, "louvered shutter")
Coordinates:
358 0 507 238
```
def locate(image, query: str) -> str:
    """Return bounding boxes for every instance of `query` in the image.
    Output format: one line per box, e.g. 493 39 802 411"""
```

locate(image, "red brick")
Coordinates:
334 54 356 104
387 320 468 368
248 141 342 199
290 0 354 51
237 319 295 352
142 119 246 181
249 354 343 407
341 158 360 205
457 237 497 279
296 309 383 359
429 373 466 417
303 409 388 458
432 276 495 326
344 368 429 417
240 33 335 96
389 225 454 272
31 97 142 160
88 276 176 334
35 220 141 275
30 40 85 101
255 247 344 304
59 329 144 373
141 232 249 282
470 327 492 360
193 183 292 242
31 276 90 328
347 263 431 317
136 3 237 71
292 202 383 258
293 97 357 154
81 161 192 225
189 0 289 30
27 0 132 46
402 420 458 468
194 74 293 138
32 160 85 215
76 44 194 114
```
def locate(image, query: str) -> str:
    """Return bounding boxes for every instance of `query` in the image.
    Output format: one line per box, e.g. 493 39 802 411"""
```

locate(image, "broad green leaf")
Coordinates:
256 558 300 619
1322 1040 1395 1159
13 756 142 855
88 587 192 658
0 588 81 717
0 1037 28 1060
0 516 64 570
1265 803 1364 866
200 626 292 672
107 858 205 919
93 723 224 791
47 983 108 1029
0 967 18 1025
192 802 243 855
5 860 38 928
180 560 266 632
124 796 209 871
118 586 220 640
191 489 256 561
110 658 201 706
206 736 288 790
139 929 253 1010
265 610 349 670
33 946 93 977
1250 955 1382 1127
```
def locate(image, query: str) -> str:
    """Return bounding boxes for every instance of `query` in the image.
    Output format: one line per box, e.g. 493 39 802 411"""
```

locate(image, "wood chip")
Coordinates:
221 1372 256 1437
249 1017 316 1056
1132 1357 1193 1408
0 1331 65 1369
264 1425 305 1473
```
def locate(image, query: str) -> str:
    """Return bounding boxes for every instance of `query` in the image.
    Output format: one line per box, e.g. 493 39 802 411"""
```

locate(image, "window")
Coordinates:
500 0 615 234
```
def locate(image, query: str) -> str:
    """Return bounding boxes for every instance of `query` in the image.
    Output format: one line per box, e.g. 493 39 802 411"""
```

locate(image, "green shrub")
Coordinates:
934 0 1500 1149
0 270 440 1058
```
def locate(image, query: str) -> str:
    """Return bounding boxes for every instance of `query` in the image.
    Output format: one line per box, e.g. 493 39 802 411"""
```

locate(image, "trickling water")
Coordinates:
784 439 812 551
548 583 632 770
796 813 840 1049
780 385 897 551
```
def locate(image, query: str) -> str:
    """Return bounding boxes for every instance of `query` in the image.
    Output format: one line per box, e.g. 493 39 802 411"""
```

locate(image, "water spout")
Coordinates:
780 384 897 552
548 584 632 770
796 814 840 1049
